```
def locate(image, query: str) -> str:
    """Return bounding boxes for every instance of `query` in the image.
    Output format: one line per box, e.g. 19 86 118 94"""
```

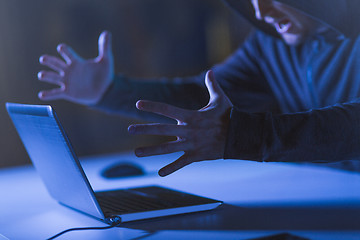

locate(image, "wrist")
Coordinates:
91 73 115 106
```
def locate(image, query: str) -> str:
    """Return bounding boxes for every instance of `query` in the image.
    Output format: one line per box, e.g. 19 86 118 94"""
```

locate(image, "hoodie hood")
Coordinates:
224 0 360 39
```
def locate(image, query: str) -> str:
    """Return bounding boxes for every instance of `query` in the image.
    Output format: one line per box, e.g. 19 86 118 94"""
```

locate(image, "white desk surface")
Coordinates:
0 152 360 240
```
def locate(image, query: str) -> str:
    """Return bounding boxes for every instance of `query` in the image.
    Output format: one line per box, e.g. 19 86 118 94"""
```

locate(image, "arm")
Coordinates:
92 73 209 121
38 31 276 121
225 101 360 163
131 90 360 176
93 31 278 120
37 31 209 121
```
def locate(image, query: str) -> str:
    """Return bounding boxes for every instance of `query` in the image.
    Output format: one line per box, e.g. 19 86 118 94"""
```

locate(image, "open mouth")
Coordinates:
275 19 292 34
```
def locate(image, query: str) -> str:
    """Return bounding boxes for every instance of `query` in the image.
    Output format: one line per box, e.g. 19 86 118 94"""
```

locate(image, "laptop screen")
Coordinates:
6 103 104 220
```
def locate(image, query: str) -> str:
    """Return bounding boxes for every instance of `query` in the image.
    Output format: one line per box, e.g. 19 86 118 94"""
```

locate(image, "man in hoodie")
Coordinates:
38 0 360 176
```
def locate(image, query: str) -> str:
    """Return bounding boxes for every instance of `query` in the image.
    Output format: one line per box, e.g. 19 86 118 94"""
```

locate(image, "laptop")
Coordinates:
6 102 222 224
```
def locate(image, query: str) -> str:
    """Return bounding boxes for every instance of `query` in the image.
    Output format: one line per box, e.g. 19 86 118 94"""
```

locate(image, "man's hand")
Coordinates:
128 70 233 176
38 31 114 105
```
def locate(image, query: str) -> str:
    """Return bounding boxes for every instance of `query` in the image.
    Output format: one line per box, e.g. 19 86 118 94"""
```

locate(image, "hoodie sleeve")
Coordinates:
92 32 277 121
91 73 208 121
224 100 360 163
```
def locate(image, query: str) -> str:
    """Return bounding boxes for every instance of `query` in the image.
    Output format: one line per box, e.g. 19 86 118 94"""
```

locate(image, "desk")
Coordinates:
0 152 360 239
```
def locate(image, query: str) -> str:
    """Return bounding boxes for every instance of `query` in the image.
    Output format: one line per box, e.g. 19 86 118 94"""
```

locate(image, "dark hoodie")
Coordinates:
96 0 360 164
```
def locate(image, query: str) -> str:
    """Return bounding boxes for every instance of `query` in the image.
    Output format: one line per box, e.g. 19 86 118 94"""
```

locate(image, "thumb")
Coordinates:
98 31 113 59
205 70 225 103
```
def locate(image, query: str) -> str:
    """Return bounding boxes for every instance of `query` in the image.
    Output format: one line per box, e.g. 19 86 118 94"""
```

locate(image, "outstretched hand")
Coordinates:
128 70 233 176
38 31 114 105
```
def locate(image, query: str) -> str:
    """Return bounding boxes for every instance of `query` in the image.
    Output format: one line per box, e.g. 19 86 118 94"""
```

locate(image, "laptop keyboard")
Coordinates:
95 186 218 215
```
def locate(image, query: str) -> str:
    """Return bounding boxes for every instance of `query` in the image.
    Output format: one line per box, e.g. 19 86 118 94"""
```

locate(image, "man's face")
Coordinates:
251 0 327 45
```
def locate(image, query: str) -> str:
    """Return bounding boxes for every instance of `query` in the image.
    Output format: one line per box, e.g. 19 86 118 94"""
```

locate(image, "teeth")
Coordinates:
276 21 291 33
280 23 287 29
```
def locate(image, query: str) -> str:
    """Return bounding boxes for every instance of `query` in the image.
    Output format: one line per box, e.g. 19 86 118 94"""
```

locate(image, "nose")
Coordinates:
254 6 263 20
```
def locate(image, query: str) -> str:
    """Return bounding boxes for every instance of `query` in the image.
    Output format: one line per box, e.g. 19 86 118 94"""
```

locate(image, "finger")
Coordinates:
57 44 80 64
158 154 192 177
135 140 189 158
136 100 192 122
38 71 63 86
98 31 112 59
205 70 226 102
39 55 67 73
128 123 187 136
38 88 65 101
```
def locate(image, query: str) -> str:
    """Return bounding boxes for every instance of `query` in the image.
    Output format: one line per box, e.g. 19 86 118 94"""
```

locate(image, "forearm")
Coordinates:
92 73 208 122
92 32 277 121
224 101 360 163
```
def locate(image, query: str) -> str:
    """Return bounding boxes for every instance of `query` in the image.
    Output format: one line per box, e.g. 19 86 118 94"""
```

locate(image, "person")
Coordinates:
37 0 360 177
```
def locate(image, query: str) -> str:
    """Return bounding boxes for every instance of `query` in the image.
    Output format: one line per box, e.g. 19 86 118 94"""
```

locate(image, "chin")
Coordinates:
282 33 306 46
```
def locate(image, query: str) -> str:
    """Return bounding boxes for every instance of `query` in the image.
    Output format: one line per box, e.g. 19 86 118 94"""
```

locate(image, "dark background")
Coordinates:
0 0 252 168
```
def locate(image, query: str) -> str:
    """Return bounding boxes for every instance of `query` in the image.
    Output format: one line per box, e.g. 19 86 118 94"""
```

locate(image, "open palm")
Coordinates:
38 31 114 105
129 70 233 176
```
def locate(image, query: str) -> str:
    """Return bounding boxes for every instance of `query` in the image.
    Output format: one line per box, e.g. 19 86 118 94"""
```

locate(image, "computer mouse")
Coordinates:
101 162 145 179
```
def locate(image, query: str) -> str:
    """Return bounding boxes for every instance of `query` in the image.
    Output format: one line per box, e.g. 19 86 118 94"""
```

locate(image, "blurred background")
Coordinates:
0 0 252 168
